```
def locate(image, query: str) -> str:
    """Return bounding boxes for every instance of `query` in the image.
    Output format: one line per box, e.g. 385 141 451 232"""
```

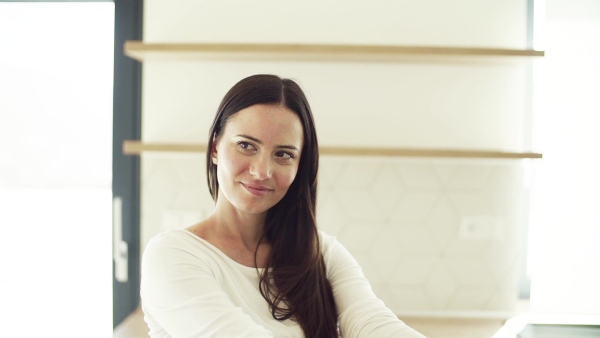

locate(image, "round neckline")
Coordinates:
181 229 265 272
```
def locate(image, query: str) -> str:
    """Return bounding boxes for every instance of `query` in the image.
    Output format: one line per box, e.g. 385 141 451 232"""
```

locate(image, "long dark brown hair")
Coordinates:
206 74 338 337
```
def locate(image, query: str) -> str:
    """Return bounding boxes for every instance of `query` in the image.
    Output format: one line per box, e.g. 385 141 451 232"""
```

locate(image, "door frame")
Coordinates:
112 0 143 328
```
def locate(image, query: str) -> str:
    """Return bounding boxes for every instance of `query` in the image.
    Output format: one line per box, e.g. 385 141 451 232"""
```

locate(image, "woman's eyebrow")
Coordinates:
237 134 262 144
237 134 300 151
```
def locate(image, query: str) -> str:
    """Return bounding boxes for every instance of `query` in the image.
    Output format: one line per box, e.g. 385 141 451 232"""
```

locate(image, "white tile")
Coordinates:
171 185 213 210
393 162 441 190
142 160 186 241
388 286 433 312
141 154 162 183
338 222 385 254
334 160 383 189
484 284 518 311
484 165 523 215
162 209 205 231
447 164 493 190
140 154 528 314
446 256 497 287
367 226 405 283
389 256 439 285
447 191 494 216
424 261 459 310
425 196 461 250
170 156 205 185
430 162 458 188
370 164 404 218
370 283 391 302
142 159 185 208
394 223 440 255
316 193 347 236
333 187 386 222
445 238 488 255
350 252 382 285
447 286 495 311
479 240 518 280
389 191 441 222
318 157 348 190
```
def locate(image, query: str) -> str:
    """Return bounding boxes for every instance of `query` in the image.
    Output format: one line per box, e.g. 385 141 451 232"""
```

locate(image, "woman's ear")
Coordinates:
211 136 218 165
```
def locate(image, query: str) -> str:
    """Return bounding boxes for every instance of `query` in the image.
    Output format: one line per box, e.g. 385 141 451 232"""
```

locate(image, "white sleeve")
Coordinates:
322 234 427 338
140 234 274 338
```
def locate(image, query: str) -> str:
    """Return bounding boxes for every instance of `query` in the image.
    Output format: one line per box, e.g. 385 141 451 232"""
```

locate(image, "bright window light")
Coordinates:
0 3 115 337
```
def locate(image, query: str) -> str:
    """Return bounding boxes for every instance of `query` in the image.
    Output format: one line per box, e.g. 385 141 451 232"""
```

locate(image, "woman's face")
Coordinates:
213 103 304 215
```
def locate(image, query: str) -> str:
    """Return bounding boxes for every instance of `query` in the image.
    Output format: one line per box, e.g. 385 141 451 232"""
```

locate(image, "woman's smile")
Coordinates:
240 182 273 196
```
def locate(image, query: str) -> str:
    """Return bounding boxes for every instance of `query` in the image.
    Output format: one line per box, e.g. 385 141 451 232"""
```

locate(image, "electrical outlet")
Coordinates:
459 216 502 240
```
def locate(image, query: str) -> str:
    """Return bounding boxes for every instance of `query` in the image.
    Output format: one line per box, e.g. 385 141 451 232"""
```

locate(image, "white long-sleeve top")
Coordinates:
141 229 426 338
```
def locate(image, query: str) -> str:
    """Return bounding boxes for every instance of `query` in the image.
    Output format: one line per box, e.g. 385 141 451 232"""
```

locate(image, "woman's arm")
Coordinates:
322 232 427 338
140 232 274 338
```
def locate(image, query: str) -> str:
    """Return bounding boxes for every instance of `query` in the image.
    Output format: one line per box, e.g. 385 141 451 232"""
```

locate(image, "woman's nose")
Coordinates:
249 154 272 180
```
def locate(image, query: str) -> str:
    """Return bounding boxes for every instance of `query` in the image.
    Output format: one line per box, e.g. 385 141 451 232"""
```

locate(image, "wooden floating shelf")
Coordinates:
123 140 542 160
124 41 544 62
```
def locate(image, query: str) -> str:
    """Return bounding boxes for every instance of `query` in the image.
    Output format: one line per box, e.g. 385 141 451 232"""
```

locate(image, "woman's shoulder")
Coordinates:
146 228 199 248
317 229 360 273
317 229 335 243
317 230 343 254
141 229 227 278
144 229 256 272
143 229 216 262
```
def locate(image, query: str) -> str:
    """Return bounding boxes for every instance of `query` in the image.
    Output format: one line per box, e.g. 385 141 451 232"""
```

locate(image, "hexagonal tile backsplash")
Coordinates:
141 153 525 314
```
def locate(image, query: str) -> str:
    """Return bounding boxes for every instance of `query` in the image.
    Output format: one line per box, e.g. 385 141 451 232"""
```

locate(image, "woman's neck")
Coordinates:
188 198 270 268
210 206 267 250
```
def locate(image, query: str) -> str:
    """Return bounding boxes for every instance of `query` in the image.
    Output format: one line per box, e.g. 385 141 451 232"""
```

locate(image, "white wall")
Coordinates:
144 0 526 47
140 0 531 315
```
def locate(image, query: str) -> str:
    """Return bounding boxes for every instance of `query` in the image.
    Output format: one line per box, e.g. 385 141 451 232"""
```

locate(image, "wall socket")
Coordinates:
459 216 502 240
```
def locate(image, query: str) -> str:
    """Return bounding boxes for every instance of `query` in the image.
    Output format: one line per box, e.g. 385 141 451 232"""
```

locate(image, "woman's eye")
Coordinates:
276 151 294 160
237 141 256 151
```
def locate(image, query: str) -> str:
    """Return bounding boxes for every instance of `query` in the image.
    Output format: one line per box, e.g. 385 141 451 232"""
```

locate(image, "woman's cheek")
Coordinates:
225 152 246 174
283 168 299 188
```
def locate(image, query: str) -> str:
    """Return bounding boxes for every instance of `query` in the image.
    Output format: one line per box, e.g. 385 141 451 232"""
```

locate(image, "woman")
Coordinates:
141 74 426 338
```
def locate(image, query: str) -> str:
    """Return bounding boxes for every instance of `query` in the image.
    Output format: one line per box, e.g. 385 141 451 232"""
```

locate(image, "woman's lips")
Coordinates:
241 183 272 196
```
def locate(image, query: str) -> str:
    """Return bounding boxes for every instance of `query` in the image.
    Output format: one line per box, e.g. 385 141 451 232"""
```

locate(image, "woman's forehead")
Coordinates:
223 104 304 146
